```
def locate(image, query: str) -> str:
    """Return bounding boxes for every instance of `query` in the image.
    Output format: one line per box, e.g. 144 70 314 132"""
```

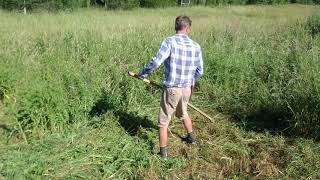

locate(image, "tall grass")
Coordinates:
0 5 320 179
1 5 319 137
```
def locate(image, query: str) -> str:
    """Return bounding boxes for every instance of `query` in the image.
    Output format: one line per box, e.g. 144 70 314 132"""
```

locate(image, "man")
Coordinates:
138 16 203 160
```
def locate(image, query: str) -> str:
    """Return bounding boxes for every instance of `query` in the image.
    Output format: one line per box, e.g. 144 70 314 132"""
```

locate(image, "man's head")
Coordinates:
175 16 192 35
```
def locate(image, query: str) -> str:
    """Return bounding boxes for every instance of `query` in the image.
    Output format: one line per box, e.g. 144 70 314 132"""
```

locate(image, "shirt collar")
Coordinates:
176 33 188 37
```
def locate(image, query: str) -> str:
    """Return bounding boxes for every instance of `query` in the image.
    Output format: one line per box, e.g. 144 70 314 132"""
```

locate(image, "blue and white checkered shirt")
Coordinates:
139 34 203 88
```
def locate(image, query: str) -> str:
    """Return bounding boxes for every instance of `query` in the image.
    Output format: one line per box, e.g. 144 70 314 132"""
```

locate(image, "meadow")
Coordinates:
0 5 320 179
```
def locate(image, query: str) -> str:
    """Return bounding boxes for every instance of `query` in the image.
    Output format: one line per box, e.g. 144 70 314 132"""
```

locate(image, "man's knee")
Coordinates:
181 116 191 122
176 110 189 121
158 118 170 128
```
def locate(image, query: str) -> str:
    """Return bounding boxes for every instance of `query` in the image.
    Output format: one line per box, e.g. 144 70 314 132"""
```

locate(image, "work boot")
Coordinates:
181 132 197 145
159 147 168 160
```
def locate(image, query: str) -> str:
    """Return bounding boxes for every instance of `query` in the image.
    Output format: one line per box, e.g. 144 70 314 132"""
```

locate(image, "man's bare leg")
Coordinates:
159 127 168 147
182 116 193 133
182 117 196 144
159 126 168 160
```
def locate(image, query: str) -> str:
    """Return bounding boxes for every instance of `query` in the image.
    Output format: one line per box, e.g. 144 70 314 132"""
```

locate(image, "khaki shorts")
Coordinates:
158 86 192 128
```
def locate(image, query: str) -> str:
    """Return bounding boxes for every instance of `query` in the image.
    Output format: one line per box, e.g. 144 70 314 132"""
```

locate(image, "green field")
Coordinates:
1 5 320 179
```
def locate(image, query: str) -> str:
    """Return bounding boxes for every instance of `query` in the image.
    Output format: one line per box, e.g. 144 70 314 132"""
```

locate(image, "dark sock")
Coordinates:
160 146 167 155
160 146 168 160
187 132 195 142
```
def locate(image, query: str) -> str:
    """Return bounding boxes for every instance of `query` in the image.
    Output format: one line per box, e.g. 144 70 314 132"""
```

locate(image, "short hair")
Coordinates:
175 16 192 31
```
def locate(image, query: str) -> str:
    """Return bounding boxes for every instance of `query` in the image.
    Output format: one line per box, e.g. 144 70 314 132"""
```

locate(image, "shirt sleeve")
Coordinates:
195 48 203 79
138 38 171 78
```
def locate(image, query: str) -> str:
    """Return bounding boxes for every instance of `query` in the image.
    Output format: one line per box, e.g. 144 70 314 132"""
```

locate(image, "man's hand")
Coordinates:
137 74 145 80
128 71 145 80
193 81 200 91
190 81 200 101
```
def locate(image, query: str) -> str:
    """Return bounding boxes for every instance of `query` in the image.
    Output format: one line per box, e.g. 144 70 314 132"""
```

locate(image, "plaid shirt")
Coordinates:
139 34 203 87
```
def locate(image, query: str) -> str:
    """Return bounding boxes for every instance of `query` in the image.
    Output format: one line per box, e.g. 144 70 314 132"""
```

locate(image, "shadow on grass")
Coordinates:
89 93 157 136
234 108 291 135
0 124 12 133
232 95 320 141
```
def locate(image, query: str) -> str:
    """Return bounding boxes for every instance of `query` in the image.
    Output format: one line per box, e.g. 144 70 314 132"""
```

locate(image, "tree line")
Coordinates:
1 0 319 11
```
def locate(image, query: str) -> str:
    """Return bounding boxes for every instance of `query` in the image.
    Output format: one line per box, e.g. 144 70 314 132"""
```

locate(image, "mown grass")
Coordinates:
0 5 320 179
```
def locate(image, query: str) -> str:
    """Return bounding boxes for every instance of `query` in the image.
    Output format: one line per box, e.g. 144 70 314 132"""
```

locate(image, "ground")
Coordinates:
0 5 320 179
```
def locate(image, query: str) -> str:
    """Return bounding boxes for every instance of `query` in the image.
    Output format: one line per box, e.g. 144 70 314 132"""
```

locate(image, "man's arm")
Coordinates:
194 49 203 79
191 48 203 99
138 38 171 78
